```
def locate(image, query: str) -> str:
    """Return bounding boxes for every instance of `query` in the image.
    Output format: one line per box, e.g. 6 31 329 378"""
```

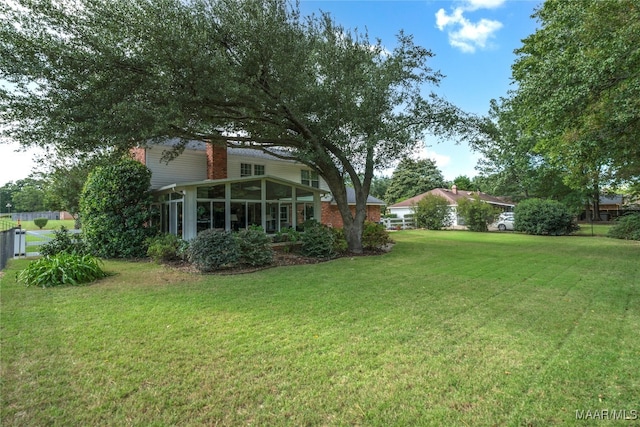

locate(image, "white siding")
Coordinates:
227 153 330 190
146 147 207 189
144 144 330 191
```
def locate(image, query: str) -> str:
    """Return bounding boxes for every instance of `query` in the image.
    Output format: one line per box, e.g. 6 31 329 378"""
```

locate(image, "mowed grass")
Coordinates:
10 219 76 231
1 231 638 426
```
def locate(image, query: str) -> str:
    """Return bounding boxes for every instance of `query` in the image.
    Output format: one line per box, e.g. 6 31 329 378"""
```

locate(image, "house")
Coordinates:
581 194 640 221
387 185 514 227
132 141 383 240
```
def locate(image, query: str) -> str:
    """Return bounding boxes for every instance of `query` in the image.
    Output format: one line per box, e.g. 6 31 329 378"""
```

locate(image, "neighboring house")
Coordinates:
132 141 383 240
388 185 514 227
581 194 640 221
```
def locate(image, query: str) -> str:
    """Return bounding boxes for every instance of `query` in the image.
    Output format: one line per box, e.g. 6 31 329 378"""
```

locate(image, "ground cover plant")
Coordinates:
1 231 638 425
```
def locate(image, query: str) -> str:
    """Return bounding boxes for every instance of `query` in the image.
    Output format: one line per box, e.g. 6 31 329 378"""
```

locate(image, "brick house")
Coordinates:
133 141 383 240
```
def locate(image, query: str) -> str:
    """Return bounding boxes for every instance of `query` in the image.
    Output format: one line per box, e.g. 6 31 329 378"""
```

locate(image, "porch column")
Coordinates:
183 188 197 240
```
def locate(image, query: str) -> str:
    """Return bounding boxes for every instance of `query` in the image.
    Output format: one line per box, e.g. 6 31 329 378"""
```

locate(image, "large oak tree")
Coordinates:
509 0 640 187
1 0 477 253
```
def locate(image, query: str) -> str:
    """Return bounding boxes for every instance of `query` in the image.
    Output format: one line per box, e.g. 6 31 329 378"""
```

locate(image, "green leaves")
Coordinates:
2 0 474 253
17 253 108 288
514 198 578 236
510 0 640 184
384 158 445 204
79 158 154 258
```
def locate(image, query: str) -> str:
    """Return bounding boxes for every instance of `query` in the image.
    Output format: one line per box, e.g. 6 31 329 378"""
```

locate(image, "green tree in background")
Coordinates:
452 175 473 191
3 177 46 213
509 0 639 193
385 158 445 204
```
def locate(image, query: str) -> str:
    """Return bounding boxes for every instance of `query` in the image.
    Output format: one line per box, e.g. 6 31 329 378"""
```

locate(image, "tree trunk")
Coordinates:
322 175 367 254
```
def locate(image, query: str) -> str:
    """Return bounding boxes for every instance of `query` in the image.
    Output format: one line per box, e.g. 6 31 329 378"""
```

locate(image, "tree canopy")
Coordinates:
1 0 478 252
384 157 445 204
509 0 640 185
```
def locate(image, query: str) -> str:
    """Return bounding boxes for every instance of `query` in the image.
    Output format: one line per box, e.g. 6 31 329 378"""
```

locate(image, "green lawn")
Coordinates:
1 231 638 426
10 219 76 231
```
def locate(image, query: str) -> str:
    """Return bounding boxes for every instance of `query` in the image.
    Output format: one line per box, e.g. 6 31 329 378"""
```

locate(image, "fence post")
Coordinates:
14 225 26 258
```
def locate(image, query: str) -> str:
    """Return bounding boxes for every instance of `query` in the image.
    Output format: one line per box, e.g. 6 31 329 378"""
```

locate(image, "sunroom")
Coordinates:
154 176 328 240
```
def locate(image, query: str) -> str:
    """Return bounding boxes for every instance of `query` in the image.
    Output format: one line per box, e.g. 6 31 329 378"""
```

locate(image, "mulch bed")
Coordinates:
166 245 393 275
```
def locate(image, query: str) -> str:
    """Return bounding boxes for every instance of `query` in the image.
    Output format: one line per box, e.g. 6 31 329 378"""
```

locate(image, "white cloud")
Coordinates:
435 0 504 53
465 0 506 11
415 147 451 168
0 143 40 186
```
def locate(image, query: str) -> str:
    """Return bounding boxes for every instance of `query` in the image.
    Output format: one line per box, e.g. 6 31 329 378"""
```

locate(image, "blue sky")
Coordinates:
0 0 541 186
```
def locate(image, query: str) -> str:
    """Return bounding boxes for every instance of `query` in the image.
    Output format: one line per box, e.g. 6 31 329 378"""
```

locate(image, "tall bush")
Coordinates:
607 214 640 241
457 195 496 232
412 194 452 230
514 198 578 236
80 158 155 258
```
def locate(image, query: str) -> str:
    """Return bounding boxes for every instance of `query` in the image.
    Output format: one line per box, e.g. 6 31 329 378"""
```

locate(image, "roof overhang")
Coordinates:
154 175 329 195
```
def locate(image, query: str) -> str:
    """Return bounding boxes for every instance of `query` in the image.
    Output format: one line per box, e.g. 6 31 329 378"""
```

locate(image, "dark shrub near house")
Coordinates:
188 229 240 271
300 222 336 259
515 198 578 236
146 233 188 263
236 226 273 267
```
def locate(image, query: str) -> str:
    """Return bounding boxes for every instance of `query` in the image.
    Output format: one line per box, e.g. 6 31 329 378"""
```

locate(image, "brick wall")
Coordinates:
131 147 146 165
320 202 381 228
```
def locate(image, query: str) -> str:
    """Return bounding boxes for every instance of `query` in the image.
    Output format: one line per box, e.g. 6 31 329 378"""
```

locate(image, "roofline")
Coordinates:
154 175 329 194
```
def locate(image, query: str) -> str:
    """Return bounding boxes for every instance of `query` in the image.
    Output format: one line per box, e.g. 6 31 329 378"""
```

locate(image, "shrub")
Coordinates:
331 227 348 254
457 195 497 232
146 233 187 263
607 214 640 241
300 222 336 258
40 226 87 257
273 228 300 243
412 194 452 230
80 158 155 258
33 218 48 229
188 229 240 272
362 221 392 251
515 198 578 236
236 226 274 267
18 253 108 288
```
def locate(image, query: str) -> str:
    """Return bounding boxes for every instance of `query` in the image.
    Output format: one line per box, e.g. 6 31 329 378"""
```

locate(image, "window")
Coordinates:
241 163 265 177
301 170 319 188
241 163 252 177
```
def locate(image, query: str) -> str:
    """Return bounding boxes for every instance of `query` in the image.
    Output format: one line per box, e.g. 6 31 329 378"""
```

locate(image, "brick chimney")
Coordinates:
206 141 228 180
452 184 458 195
130 147 146 165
